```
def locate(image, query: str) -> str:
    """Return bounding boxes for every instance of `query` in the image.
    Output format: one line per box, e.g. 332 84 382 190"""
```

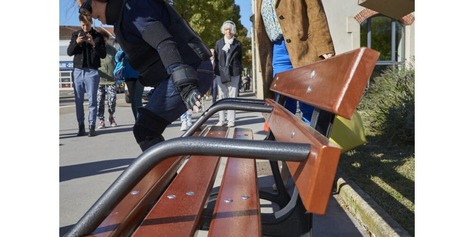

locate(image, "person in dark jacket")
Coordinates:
67 14 106 137
213 20 242 127
78 0 213 151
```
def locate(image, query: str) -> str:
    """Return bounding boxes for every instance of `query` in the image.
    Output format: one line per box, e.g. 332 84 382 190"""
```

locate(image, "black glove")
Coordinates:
179 84 201 110
171 65 201 111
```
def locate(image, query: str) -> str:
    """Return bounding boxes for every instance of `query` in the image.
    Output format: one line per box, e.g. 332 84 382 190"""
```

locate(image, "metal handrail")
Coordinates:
183 98 272 137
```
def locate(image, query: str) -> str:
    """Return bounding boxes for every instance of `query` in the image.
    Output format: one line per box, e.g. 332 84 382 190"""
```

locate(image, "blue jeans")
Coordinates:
272 39 313 124
145 60 214 123
72 68 100 126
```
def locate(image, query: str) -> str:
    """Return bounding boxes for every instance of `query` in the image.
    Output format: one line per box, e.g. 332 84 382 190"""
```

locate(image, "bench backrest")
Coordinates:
265 47 379 215
271 47 379 120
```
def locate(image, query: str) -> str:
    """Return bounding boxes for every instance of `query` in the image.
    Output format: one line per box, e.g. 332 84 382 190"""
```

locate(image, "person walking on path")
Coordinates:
67 13 106 137
213 20 243 127
210 48 218 104
242 74 250 91
115 47 143 121
97 29 118 129
78 0 213 151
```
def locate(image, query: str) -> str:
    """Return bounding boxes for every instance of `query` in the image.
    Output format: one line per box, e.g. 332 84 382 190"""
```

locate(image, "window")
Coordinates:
59 71 73 89
361 15 405 78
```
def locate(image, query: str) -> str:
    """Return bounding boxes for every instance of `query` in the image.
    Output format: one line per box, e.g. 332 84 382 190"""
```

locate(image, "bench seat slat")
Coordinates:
208 128 261 237
131 126 229 237
86 128 212 237
87 156 185 237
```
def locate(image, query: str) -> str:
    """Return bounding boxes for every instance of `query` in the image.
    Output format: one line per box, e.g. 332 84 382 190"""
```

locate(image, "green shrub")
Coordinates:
358 62 415 145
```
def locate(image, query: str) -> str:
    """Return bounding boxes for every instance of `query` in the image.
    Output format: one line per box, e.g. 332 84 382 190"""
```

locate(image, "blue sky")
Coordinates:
59 0 253 36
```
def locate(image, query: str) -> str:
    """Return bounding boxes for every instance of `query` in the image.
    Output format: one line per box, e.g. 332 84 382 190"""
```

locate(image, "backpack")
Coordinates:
113 57 124 81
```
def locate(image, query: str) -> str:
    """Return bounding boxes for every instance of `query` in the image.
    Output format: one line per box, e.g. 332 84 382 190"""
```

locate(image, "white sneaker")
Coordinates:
216 121 225 126
97 120 106 129
180 122 190 131
187 118 193 127
227 121 235 127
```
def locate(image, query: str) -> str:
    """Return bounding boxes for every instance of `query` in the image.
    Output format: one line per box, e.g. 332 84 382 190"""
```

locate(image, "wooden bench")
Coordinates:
64 47 379 237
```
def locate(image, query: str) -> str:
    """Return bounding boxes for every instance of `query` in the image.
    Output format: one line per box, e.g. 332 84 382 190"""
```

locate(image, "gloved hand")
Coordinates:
171 65 202 112
179 84 202 112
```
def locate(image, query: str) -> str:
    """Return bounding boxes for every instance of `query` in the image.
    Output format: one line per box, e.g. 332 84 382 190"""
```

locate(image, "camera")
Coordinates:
78 31 86 37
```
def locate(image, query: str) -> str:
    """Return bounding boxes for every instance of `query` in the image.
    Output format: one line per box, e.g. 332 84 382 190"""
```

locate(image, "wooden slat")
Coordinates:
270 47 379 119
208 128 261 237
131 126 229 237
265 100 341 215
87 128 209 237
87 156 185 237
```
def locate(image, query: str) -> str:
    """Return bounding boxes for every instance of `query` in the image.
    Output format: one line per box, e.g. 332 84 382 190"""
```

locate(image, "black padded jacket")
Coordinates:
67 28 106 70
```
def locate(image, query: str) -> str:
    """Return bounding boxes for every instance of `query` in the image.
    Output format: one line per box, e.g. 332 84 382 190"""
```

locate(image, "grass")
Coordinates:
337 112 415 236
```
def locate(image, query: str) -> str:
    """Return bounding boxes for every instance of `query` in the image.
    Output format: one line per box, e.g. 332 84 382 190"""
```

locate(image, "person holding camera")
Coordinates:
67 14 106 137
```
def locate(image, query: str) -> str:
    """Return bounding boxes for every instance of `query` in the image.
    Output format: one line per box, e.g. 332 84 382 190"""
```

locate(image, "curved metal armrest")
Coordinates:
183 98 271 137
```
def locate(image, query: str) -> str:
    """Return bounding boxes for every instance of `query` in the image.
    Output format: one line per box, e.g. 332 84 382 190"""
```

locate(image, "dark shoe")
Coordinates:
88 126 96 137
77 124 86 136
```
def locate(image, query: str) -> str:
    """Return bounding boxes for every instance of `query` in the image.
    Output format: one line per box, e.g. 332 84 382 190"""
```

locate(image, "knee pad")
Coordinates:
133 108 171 151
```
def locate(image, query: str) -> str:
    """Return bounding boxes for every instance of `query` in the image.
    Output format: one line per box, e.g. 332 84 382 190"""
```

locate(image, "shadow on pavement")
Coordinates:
59 125 135 140
60 224 74 236
60 158 135 182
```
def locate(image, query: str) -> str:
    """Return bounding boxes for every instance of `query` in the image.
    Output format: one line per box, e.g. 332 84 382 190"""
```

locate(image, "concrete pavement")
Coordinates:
59 91 374 236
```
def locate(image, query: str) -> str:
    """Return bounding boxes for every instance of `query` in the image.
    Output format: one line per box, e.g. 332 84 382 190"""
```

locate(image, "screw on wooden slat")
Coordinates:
130 190 139 195
273 76 280 87
241 195 250 200
224 198 233 203
167 194 176 199
186 191 195 196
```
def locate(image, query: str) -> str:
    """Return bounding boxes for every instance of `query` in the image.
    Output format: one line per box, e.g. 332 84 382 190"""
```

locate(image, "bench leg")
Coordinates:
257 133 312 236
198 187 219 231
261 187 313 237
258 160 291 207
259 132 291 207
